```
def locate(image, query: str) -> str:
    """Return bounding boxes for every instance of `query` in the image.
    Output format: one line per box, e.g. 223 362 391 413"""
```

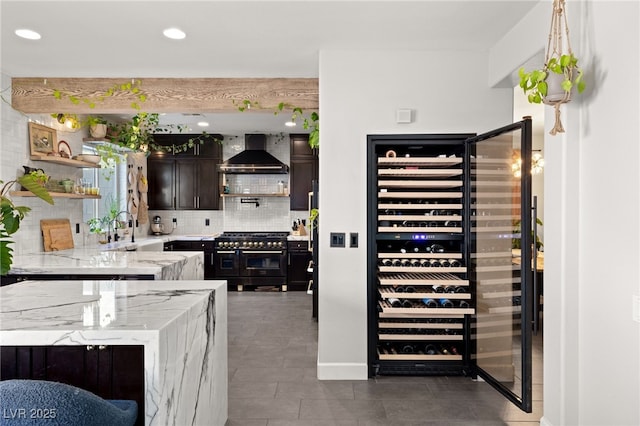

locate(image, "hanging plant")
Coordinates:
518 0 586 135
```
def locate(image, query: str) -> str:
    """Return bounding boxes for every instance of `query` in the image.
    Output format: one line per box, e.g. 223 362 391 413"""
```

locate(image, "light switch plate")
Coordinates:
330 232 345 248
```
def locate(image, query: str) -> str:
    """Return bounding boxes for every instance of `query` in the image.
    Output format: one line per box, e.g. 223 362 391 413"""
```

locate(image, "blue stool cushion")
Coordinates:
0 379 137 426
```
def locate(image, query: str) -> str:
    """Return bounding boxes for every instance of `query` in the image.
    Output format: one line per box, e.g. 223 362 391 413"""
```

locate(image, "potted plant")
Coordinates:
1 172 54 275
518 53 586 105
87 116 108 138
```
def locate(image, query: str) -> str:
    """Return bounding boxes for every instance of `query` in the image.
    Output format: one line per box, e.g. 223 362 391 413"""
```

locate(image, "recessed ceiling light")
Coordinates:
285 121 297 127
163 28 186 40
197 121 209 127
15 29 41 40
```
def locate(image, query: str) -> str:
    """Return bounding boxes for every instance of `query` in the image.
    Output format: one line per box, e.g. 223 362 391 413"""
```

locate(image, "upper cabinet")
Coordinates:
289 134 318 210
147 134 222 210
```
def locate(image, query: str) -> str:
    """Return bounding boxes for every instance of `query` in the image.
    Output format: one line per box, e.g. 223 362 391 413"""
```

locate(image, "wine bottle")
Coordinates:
420 259 432 267
393 259 402 266
388 298 403 307
401 258 412 267
444 220 459 228
401 344 414 354
439 345 450 355
404 286 416 293
445 285 457 293
454 286 467 293
430 259 442 267
432 285 445 293
458 300 470 309
403 242 420 253
424 344 438 355
394 285 405 293
401 299 413 308
449 259 461 267
449 345 459 355
440 259 451 267
410 259 422 267
439 298 454 308
430 244 445 253
422 298 438 308
381 258 393 266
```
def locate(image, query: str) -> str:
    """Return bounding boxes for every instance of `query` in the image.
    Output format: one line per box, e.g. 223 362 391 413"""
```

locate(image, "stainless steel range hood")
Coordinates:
218 134 289 174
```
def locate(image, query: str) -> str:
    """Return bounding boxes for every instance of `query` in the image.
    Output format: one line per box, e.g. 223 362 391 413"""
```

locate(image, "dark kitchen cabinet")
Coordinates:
287 240 312 291
290 134 318 210
0 345 144 426
148 134 222 210
164 240 215 279
148 158 175 210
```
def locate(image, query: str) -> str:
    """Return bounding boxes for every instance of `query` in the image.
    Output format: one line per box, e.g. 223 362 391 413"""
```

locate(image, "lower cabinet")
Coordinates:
0 345 144 426
164 240 215 279
287 240 312 291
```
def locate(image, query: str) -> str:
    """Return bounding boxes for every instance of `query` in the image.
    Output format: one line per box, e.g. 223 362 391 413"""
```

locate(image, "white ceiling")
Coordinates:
1 0 541 133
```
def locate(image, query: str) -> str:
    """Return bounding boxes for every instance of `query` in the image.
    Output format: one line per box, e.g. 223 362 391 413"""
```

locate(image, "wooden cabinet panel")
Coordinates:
148 159 175 209
176 159 197 209
1 345 144 426
287 241 311 291
149 157 220 210
289 134 318 211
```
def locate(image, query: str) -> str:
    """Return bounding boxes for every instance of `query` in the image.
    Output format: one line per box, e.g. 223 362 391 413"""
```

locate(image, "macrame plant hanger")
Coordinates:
544 0 573 135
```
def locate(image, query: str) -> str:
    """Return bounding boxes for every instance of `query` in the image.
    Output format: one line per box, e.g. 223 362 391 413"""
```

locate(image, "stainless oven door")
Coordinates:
240 250 286 277
213 250 239 277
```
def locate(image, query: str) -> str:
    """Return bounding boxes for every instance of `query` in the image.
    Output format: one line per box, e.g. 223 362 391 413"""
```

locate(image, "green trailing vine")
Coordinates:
1 173 54 275
52 80 146 110
234 99 319 149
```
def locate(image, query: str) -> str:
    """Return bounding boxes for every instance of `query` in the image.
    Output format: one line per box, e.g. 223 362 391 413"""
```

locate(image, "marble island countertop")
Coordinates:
0 279 228 425
8 248 204 280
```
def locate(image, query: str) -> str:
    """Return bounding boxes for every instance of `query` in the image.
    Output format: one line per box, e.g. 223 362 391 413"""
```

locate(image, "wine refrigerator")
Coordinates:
366 119 534 412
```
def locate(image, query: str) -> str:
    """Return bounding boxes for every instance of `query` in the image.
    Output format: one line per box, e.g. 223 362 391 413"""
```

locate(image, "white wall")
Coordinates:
317 49 513 378
492 1 640 425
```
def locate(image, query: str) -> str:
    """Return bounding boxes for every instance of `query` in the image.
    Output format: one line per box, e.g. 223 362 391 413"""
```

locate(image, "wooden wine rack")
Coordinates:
373 150 472 367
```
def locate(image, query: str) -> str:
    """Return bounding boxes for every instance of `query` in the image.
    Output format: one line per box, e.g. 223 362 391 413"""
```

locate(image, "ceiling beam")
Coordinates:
11 77 319 114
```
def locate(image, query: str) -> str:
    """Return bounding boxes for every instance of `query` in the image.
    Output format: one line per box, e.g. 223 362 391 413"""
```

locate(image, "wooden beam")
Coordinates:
11 77 319 114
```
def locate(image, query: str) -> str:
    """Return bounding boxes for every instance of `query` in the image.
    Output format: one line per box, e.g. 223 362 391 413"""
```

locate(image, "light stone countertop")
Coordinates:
0 279 228 425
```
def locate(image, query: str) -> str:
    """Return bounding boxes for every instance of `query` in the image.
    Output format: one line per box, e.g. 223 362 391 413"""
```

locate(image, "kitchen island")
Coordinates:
0 279 227 426
4 248 204 282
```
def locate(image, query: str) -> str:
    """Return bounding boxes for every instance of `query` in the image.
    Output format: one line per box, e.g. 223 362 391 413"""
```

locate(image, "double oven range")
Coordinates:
213 231 289 291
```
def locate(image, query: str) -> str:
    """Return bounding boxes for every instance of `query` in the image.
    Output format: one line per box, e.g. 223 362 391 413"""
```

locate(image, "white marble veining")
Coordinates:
8 248 204 280
0 280 228 426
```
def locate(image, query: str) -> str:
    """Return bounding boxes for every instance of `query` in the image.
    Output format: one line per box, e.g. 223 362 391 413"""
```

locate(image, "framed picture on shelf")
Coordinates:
28 122 57 156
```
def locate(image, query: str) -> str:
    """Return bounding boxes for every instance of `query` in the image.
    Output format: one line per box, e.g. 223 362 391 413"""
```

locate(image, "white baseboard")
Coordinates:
317 362 368 380
540 416 553 426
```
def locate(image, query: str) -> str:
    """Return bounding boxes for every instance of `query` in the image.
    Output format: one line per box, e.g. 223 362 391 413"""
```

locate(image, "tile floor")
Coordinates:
227 291 543 426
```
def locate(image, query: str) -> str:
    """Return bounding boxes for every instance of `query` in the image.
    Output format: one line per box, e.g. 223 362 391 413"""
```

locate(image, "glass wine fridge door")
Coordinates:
467 118 533 413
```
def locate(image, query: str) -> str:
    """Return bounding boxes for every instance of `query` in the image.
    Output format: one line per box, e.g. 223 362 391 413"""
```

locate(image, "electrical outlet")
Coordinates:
75 223 80 234
172 218 177 228
350 232 358 248
205 218 210 226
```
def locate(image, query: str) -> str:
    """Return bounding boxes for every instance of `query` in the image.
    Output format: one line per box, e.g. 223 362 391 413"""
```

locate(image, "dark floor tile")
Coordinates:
268 420 358 426
229 381 278 399
299 399 387 420
232 366 308 383
229 398 301 420
382 399 477 422
276 381 355 400
353 382 431 400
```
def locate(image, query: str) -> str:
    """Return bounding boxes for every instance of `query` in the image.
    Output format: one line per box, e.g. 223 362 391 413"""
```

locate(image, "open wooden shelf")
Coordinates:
378 272 469 286
378 253 463 259
30 154 100 168
379 322 464 330
378 203 463 210
378 265 466 274
379 288 471 300
378 169 463 178
379 334 463 341
379 180 463 189
9 191 101 199
378 191 463 199
378 351 463 361
378 157 463 167
378 226 462 233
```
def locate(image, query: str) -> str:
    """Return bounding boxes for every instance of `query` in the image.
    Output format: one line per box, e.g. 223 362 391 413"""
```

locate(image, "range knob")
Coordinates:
258 241 264 247
267 242 272 247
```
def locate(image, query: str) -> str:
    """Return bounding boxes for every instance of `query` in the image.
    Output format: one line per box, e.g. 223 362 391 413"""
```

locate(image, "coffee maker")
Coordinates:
151 216 165 235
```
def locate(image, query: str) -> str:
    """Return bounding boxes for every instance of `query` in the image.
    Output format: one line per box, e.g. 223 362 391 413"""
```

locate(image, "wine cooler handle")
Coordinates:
532 195 539 335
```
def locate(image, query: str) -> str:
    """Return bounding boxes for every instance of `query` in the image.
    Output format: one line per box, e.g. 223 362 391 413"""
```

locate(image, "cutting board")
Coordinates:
41 219 74 252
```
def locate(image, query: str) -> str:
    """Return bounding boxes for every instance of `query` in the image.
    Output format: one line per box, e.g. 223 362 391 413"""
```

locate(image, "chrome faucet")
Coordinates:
114 210 135 243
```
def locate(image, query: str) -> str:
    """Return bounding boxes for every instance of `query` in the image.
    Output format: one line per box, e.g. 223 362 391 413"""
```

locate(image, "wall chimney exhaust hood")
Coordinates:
218 134 289 174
